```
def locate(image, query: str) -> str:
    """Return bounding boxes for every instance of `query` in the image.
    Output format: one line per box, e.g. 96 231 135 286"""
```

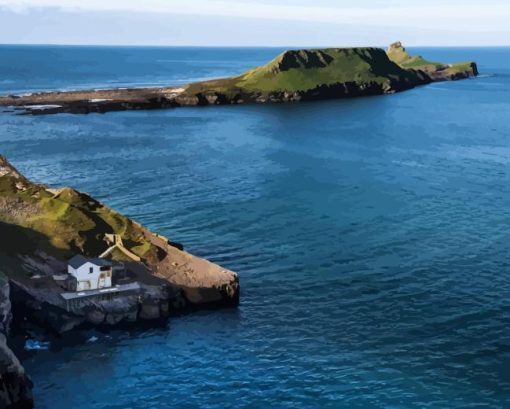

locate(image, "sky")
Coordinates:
0 0 509 46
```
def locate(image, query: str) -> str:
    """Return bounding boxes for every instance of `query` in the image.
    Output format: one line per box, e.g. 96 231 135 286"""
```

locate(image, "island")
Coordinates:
0 155 239 407
0 42 478 115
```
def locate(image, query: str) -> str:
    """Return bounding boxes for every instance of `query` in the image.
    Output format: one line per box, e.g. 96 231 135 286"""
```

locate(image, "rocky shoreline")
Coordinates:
0 257 239 408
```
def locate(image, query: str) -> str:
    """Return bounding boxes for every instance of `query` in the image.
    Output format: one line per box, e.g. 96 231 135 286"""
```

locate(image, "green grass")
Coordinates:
399 56 442 69
131 241 152 258
33 198 71 221
387 43 475 78
0 158 162 269
184 44 475 99
185 47 418 96
196 48 409 94
238 50 379 92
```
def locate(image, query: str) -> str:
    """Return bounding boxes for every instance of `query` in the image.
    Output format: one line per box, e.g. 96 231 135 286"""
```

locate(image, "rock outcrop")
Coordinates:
271 49 334 73
0 43 478 115
387 41 478 80
0 277 33 409
0 333 33 409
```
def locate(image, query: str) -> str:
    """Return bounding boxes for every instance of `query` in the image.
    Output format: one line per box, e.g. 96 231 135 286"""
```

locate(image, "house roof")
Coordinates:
68 255 112 269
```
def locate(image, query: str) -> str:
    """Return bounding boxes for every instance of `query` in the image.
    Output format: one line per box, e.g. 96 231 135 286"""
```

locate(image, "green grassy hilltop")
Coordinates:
186 47 421 95
182 42 477 101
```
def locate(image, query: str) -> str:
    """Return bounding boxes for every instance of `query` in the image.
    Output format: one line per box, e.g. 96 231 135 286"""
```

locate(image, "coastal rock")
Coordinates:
84 308 106 325
0 280 12 335
139 301 162 320
104 312 126 326
271 49 334 73
0 278 33 409
9 280 85 334
0 334 33 409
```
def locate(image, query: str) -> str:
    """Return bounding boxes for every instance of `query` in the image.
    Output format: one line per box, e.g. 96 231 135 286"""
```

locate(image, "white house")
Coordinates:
67 255 113 291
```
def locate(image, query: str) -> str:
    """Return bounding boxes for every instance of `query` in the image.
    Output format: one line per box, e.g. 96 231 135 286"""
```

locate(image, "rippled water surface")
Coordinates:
1 46 510 408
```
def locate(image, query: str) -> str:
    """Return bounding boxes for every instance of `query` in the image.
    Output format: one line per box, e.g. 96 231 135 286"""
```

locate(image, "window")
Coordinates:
89 267 93 274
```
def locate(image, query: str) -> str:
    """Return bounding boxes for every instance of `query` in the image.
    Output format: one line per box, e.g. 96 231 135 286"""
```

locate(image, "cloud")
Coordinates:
1 0 509 29
0 0 508 46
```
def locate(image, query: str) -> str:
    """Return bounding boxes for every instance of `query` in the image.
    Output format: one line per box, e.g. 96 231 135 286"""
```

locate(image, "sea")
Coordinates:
0 45 510 408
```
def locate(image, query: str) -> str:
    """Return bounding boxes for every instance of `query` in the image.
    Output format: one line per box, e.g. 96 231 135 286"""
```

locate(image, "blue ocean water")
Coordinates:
1 45 510 408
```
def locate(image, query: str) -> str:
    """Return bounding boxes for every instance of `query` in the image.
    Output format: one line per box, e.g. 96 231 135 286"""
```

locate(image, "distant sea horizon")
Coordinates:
2 42 510 47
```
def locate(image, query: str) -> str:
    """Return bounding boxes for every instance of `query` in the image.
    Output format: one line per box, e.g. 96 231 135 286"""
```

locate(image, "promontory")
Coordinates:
0 155 240 407
0 42 478 115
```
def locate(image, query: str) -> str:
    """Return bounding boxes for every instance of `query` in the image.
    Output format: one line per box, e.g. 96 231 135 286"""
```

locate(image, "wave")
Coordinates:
24 339 50 351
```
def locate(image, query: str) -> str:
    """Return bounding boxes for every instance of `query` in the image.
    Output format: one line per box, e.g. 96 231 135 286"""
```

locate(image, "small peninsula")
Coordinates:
0 42 478 115
0 155 239 407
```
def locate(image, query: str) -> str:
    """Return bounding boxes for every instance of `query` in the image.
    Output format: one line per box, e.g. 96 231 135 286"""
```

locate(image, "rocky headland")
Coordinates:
0 42 478 115
0 155 240 407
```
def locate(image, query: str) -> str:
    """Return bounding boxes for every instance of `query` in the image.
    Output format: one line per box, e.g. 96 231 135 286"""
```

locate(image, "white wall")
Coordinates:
68 262 112 291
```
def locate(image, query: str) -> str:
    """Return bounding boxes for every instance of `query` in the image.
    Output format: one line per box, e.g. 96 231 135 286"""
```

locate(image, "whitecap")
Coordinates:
24 339 50 351
24 104 62 110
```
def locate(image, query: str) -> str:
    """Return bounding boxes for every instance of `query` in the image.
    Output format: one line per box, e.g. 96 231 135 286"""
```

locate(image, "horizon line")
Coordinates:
1 43 510 49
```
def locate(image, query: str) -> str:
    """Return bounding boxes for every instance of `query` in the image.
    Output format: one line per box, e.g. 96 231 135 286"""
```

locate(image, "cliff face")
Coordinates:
0 277 33 409
0 333 33 409
0 43 478 115
270 49 334 73
0 280 12 335
0 155 239 332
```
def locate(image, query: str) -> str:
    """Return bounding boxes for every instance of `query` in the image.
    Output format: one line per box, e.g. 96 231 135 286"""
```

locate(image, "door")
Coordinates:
79 281 91 291
98 273 106 288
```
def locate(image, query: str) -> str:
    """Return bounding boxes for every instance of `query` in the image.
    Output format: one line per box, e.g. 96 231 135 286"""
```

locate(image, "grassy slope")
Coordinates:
185 47 419 96
184 43 475 98
238 48 409 91
0 156 161 277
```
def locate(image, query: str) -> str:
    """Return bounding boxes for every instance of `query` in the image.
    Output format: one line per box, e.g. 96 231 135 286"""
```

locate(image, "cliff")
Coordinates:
0 278 33 409
0 43 478 115
0 155 239 332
